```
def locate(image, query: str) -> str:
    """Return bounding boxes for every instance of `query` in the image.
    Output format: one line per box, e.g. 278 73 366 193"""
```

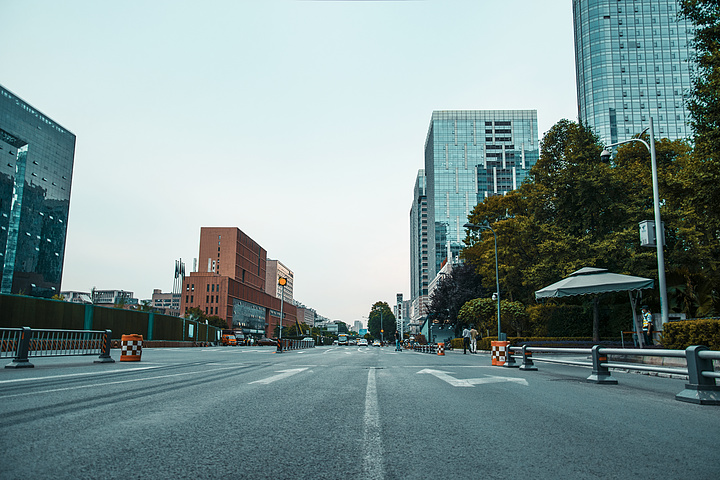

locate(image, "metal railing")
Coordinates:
276 338 316 352
3 327 114 368
506 344 720 405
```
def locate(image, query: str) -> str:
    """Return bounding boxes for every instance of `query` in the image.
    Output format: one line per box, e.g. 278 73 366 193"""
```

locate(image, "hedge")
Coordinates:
444 337 607 351
661 319 720 350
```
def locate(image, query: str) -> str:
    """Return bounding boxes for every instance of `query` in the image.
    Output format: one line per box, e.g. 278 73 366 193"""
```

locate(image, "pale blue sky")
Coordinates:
1 0 577 325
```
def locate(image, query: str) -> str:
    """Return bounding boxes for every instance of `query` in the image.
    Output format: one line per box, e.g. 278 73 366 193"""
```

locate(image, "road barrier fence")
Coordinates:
2 326 114 368
276 338 316 352
507 344 720 405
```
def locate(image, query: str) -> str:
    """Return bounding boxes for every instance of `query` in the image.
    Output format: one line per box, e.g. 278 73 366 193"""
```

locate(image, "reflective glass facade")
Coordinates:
424 110 538 280
573 0 695 144
0 85 75 297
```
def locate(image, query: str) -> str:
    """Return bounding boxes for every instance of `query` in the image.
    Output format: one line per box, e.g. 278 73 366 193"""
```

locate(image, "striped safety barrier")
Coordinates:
120 334 143 362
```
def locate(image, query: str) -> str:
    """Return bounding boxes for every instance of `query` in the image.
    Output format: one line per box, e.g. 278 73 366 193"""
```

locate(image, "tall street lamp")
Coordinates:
464 221 503 341
373 305 384 344
600 117 668 327
278 277 287 351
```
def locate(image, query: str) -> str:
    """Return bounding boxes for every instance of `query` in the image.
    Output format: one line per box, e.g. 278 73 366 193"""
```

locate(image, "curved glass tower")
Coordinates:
573 0 695 144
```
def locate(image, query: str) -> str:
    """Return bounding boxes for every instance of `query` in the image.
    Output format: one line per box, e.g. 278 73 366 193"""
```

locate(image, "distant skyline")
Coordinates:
0 0 577 323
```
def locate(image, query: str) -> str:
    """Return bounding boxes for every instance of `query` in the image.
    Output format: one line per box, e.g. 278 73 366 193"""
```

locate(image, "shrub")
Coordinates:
661 319 720 350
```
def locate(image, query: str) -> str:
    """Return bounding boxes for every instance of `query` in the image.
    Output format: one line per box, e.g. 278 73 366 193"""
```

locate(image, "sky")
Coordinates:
0 0 577 326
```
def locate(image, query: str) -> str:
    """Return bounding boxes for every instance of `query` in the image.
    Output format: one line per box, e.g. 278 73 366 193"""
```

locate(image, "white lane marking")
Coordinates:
0 365 246 400
362 368 385 480
417 369 528 387
0 365 166 385
248 367 309 385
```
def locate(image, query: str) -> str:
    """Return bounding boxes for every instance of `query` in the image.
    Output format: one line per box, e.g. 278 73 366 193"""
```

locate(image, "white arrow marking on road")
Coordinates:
467 375 528 386
417 369 473 387
417 369 528 387
249 367 309 385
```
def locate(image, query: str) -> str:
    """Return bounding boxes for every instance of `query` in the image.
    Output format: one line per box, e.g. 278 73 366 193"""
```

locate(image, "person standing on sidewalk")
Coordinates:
462 326 471 354
641 305 654 347
470 326 478 354
394 330 401 352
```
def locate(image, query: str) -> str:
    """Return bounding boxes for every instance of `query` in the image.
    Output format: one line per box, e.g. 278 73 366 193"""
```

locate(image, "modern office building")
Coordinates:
265 259 294 304
409 169 429 324
423 110 539 283
573 0 695 144
0 85 75 297
180 227 297 338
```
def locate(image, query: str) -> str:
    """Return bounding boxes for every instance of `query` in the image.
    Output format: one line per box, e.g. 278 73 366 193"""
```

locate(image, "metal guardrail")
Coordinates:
276 338 315 352
506 344 720 405
2 327 114 368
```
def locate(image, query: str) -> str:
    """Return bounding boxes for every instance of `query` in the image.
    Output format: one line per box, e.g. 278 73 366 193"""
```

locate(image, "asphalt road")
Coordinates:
1 345 718 479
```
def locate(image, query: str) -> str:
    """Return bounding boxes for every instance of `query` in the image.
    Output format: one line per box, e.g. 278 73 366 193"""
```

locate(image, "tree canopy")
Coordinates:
367 302 395 341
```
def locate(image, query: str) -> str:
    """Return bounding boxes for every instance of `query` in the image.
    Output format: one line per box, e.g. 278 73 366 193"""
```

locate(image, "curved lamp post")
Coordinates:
464 221 503 341
600 117 668 326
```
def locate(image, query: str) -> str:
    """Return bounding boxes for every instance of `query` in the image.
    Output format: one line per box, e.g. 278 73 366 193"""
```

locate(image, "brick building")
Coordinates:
180 227 297 338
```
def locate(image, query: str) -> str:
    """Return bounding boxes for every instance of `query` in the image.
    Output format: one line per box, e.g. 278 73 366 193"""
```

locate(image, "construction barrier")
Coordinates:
491 340 510 366
437 342 445 356
120 334 143 362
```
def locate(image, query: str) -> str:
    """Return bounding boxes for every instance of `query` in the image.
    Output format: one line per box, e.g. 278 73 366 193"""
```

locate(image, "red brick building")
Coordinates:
180 227 297 338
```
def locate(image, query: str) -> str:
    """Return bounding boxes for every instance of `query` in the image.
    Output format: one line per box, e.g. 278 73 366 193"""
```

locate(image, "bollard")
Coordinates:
675 345 720 405
437 342 445 356
5 327 34 369
94 329 115 364
120 334 143 362
518 344 537 371
504 346 519 368
586 345 617 384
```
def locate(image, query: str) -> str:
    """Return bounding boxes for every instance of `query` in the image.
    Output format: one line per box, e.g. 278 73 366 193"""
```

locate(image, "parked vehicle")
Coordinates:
257 337 277 346
221 334 238 346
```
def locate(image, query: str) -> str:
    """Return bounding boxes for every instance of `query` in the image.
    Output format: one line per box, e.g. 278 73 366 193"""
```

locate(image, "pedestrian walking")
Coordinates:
470 326 478 353
462 326 470 354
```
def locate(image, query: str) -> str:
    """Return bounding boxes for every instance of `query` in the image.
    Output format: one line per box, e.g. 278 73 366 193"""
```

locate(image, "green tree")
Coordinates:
426 262 490 335
457 298 528 337
463 119 708 338
206 315 229 330
367 302 395 341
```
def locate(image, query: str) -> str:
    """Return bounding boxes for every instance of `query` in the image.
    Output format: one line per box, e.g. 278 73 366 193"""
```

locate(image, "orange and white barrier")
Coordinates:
491 340 509 366
120 334 143 362
437 342 445 356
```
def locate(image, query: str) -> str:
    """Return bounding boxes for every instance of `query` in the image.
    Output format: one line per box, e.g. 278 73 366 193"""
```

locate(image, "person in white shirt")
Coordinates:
462 326 471 354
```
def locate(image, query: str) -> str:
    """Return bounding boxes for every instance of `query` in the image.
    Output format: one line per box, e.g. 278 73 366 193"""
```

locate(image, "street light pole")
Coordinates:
601 117 668 326
464 222 502 341
373 305 384 344
278 277 287 349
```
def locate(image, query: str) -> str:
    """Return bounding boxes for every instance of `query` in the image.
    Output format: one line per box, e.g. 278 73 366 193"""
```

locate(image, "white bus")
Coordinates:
338 334 349 346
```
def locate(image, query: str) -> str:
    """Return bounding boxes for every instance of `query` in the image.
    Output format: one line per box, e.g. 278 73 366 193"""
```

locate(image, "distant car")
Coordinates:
372 340 381 347
257 337 277 346
358 339 368 346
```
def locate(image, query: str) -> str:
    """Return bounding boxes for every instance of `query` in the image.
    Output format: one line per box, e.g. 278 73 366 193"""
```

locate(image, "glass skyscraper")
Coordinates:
423 110 539 283
573 0 695 144
0 85 76 297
